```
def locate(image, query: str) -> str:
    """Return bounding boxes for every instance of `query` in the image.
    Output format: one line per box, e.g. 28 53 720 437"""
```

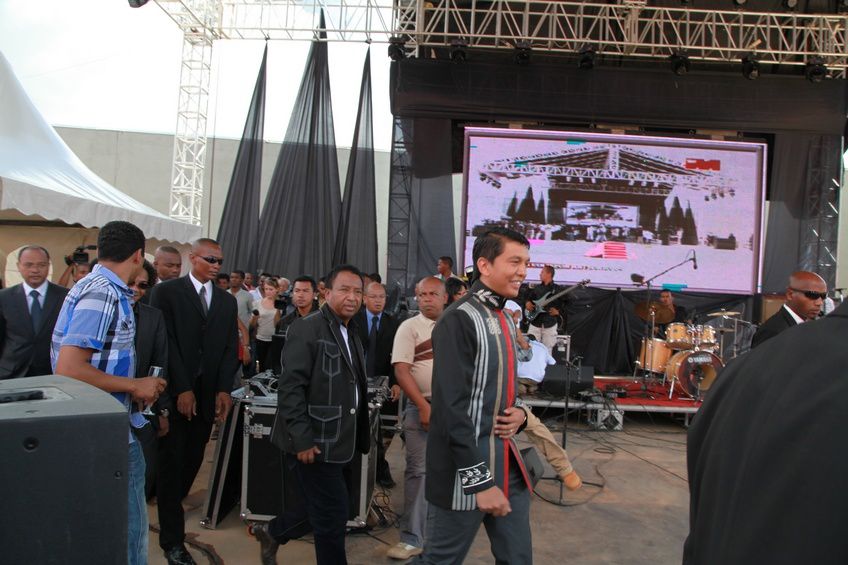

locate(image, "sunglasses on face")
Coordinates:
199 255 224 265
790 288 827 300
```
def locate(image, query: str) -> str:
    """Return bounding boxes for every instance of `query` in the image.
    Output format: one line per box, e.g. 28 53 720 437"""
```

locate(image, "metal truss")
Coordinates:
799 136 841 289
385 116 415 292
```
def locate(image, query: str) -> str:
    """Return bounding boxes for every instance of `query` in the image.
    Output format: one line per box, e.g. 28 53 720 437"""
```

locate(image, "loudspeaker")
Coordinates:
0 375 128 564
542 364 595 397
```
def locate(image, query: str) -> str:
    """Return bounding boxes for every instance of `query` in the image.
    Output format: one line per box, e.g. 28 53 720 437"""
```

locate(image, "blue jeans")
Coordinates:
128 439 149 565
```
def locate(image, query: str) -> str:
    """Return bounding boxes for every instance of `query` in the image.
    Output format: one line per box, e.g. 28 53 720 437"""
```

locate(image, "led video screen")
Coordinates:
462 128 766 294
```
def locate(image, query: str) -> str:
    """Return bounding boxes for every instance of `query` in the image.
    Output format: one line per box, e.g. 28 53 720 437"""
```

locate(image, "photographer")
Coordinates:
250 277 283 372
58 245 96 288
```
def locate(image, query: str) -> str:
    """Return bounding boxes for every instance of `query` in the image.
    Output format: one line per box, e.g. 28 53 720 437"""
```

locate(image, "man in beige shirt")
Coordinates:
386 277 446 561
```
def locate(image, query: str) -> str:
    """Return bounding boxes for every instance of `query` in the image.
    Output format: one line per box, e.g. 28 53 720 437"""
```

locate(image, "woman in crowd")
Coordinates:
251 277 282 372
444 277 468 304
129 260 170 500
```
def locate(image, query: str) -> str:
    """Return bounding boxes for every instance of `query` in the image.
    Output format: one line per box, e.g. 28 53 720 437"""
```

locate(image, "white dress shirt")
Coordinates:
783 304 805 325
22 280 48 310
188 272 213 309
338 322 359 407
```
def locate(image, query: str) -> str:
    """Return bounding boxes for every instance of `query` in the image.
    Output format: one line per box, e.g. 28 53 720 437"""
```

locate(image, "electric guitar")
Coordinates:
524 279 591 322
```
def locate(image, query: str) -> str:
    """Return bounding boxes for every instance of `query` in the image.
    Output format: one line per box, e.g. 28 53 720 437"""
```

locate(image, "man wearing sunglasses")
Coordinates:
149 238 240 565
751 271 827 349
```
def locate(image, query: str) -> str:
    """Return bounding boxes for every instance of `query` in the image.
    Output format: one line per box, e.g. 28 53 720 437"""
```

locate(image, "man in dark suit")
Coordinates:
0 245 68 379
684 299 848 564
354 282 401 488
149 238 239 565
254 264 370 565
751 271 826 349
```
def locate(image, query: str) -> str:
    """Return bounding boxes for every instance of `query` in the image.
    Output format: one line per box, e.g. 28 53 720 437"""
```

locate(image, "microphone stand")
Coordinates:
540 342 576 506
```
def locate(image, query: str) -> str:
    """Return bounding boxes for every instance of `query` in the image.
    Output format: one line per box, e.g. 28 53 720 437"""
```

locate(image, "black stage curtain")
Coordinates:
217 44 267 274
332 49 378 274
257 13 340 278
565 287 754 375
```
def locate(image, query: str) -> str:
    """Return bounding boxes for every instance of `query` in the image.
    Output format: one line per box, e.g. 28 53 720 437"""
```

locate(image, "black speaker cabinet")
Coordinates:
0 375 128 564
542 364 595 397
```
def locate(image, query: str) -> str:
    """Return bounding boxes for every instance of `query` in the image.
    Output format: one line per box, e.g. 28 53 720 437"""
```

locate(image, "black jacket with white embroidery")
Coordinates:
425 280 533 510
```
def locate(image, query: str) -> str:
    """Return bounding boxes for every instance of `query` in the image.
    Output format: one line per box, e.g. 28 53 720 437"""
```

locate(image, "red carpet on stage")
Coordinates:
598 378 703 409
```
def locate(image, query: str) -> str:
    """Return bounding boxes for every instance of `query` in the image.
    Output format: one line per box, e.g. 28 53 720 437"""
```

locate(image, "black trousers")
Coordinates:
156 409 214 550
269 455 352 565
256 339 272 373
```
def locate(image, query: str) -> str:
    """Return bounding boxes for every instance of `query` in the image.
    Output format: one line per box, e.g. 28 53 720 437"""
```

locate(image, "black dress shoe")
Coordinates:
164 545 197 565
252 522 279 565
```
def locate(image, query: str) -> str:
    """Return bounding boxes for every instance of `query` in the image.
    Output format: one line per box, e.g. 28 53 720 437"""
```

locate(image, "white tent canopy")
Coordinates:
0 50 199 244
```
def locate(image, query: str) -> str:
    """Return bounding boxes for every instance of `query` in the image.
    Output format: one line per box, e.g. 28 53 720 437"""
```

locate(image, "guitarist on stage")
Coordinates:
523 265 564 351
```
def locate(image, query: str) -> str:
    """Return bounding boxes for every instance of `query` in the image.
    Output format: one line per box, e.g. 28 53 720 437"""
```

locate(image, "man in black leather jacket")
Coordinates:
255 264 370 565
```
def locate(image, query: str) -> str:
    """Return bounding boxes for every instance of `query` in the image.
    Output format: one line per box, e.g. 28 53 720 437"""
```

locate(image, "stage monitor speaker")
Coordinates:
542 364 595 397
0 375 128 565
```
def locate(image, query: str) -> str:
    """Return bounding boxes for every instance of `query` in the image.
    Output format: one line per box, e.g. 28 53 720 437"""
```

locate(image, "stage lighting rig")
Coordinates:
670 52 690 76
514 41 532 65
578 46 596 70
783 0 798 9
805 57 828 83
388 37 407 61
450 38 468 63
128 0 149 6
741 55 760 80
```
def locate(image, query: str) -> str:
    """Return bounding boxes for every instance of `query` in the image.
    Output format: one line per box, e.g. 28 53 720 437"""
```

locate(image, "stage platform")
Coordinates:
524 376 702 427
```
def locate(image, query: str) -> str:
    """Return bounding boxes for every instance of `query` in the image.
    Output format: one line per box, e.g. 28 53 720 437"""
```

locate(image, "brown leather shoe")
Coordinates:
562 470 583 491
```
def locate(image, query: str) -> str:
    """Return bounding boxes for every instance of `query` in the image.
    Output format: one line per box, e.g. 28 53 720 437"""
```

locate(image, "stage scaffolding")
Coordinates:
154 0 843 279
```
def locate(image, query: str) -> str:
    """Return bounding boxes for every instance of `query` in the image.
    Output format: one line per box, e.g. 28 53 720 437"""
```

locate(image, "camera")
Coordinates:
274 290 292 311
64 245 97 266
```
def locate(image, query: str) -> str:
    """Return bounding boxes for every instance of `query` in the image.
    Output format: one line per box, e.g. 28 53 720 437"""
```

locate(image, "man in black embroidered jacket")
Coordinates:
417 227 535 564
255 264 370 565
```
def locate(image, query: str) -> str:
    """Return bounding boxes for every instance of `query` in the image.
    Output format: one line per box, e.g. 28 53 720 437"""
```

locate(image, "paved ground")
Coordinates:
148 411 690 565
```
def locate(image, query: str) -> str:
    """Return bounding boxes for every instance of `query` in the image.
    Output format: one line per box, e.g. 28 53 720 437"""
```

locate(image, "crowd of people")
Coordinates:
2 217 840 565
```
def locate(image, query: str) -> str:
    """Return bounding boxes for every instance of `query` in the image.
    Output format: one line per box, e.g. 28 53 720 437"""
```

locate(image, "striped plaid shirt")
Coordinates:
51 263 144 442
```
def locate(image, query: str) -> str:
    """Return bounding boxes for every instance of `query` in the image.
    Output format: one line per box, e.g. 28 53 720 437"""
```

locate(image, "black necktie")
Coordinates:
366 315 378 378
199 286 209 317
30 290 43 332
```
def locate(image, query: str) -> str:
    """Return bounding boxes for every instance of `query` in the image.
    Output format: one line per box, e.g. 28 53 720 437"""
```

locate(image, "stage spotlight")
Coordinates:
805 57 828 83
741 55 759 80
514 40 532 65
839 0 848 12
388 36 407 61
128 0 149 6
670 52 690 76
450 38 468 63
783 0 798 9
733 0 747 5
578 46 595 70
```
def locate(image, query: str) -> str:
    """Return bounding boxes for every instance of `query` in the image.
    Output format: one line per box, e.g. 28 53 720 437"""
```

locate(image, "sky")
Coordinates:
0 0 395 151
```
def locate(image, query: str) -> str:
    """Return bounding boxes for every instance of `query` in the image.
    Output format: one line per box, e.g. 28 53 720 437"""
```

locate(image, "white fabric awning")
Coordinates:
0 51 200 244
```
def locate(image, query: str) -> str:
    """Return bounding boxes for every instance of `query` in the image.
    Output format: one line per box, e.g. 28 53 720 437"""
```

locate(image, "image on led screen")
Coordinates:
462 128 766 294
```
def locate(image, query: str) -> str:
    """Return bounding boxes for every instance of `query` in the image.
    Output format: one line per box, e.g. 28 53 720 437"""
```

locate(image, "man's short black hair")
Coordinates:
155 245 180 255
472 227 529 266
98 221 145 263
369 273 382 284
142 260 157 286
439 256 454 268
293 275 318 293
192 237 220 249
217 273 230 282
17 245 50 261
660 289 672 295
543 264 556 277
326 264 363 289
231 269 246 278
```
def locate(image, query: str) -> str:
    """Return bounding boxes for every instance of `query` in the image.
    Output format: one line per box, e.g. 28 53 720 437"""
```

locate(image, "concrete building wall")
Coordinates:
55 126 392 276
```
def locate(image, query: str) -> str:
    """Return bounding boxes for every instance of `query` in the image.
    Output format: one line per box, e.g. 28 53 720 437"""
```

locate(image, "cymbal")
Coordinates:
706 310 741 317
635 301 674 324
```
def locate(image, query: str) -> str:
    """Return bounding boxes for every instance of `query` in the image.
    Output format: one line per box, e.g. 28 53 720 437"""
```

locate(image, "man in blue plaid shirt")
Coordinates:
52 221 167 565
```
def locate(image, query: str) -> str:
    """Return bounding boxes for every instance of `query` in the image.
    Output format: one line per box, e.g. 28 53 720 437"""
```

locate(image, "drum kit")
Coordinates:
635 302 742 401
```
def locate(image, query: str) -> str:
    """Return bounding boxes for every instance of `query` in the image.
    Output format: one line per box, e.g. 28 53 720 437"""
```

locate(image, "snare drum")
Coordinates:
665 350 724 400
666 323 692 349
639 338 671 373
